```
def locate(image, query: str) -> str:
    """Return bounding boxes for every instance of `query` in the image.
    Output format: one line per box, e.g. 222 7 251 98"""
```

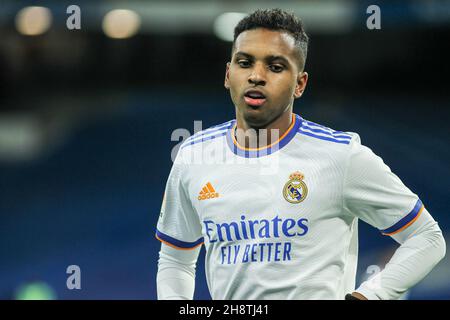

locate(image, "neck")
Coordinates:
234 110 294 149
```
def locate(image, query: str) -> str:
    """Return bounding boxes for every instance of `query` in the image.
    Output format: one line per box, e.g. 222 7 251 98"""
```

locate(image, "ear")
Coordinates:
224 62 231 90
294 72 308 99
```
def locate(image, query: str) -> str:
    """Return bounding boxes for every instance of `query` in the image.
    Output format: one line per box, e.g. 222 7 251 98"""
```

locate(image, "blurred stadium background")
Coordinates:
0 0 449 299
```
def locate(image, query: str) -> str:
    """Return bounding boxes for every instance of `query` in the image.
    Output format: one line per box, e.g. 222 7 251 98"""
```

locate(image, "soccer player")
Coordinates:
155 9 446 300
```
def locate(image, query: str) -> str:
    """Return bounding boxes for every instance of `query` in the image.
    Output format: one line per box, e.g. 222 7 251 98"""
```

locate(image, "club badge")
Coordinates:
283 171 308 204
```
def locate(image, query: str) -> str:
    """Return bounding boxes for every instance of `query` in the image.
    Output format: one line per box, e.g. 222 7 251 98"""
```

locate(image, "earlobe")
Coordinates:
294 71 308 98
294 84 304 98
224 62 231 89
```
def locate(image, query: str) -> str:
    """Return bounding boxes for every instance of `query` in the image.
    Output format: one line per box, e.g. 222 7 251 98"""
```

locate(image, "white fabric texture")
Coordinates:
157 243 200 300
355 207 446 300
155 115 445 299
343 134 419 230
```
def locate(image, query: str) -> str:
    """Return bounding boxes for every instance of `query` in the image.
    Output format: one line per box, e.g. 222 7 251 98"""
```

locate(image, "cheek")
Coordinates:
227 78 240 104
229 68 247 86
272 77 296 100
228 70 247 96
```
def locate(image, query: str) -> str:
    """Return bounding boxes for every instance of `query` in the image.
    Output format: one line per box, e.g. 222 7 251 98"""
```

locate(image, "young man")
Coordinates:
155 9 445 300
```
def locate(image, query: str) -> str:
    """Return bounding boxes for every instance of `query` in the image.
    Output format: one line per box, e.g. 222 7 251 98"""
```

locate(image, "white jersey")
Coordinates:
156 113 423 300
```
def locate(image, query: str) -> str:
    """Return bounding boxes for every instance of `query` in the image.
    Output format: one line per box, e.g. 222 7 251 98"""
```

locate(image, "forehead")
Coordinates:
233 28 297 59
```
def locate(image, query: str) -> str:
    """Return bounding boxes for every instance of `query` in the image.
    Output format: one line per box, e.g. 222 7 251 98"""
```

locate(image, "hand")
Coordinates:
350 292 368 300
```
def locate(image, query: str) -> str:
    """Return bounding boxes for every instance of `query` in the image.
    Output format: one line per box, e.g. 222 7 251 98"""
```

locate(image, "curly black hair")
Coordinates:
233 8 309 70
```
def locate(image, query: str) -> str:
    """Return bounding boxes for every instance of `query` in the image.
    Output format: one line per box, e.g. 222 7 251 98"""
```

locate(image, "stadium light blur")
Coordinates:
14 281 57 300
213 12 247 42
102 9 141 39
15 6 52 36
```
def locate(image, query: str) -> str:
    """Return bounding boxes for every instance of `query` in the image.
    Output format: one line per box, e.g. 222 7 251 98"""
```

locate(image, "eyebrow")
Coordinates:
234 51 291 65
266 55 290 65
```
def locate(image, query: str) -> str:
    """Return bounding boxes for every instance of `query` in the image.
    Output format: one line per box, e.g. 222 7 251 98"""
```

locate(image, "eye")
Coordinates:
269 64 284 73
237 60 251 68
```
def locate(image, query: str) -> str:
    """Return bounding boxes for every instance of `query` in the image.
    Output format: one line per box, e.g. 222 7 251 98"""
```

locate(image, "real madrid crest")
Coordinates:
283 171 308 204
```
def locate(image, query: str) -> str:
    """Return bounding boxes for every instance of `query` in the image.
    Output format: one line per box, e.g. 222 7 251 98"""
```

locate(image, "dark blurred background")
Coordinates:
0 0 449 300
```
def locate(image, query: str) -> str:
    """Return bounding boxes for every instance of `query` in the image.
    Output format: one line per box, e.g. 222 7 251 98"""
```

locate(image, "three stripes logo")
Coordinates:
198 182 219 201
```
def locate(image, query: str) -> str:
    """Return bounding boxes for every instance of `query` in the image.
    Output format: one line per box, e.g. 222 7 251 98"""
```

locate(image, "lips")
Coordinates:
244 89 266 107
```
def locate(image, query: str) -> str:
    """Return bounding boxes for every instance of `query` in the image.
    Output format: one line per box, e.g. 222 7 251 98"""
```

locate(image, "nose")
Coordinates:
248 62 266 86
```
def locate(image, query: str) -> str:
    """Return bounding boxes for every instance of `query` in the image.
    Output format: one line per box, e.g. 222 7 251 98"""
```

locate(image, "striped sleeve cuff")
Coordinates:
380 199 424 236
155 229 204 250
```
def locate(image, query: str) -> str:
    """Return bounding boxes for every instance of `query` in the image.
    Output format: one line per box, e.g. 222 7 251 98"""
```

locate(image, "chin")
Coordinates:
243 109 270 128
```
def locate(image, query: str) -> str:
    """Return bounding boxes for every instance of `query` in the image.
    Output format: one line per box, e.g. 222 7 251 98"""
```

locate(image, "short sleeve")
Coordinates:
156 154 203 249
343 134 424 236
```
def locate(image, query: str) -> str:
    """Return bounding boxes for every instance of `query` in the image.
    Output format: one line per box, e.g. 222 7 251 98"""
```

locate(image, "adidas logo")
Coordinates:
198 182 219 201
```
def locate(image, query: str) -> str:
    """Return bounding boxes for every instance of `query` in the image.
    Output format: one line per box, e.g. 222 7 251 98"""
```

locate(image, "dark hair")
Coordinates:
233 8 309 69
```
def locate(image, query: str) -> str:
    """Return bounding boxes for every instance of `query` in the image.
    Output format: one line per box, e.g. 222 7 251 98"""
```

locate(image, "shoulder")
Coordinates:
292 116 366 169
177 119 234 159
173 120 233 181
296 116 359 147
180 119 234 149
296 118 387 173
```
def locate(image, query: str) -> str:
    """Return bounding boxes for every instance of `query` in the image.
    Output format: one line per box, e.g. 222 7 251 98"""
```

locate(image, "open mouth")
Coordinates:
244 90 266 107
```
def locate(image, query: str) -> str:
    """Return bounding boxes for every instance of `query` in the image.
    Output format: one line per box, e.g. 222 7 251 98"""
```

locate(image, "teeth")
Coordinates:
247 92 264 98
